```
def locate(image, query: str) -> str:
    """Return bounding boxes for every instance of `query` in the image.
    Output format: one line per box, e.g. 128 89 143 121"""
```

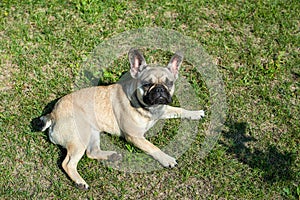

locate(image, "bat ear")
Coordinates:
128 48 147 78
167 51 183 79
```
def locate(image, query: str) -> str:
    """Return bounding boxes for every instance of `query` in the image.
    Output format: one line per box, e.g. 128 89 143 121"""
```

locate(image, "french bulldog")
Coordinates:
38 48 204 189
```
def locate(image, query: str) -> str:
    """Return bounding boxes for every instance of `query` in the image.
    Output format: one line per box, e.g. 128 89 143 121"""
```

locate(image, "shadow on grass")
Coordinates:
220 118 297 183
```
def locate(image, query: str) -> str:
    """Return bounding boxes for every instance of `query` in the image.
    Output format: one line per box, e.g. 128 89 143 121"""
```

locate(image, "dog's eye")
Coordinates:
166 81 174 88
142 82 152 88
165 78 174 88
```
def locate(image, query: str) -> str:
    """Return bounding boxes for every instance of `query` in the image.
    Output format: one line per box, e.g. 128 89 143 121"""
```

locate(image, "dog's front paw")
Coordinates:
151 151 177 168
194 110 205 119
183 110 205 120
161 155 177 168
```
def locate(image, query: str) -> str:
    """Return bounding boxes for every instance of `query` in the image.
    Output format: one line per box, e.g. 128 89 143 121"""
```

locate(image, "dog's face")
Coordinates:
128 49 183 107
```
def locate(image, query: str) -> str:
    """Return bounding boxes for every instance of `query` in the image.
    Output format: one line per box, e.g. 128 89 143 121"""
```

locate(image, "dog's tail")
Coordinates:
37 114 53 132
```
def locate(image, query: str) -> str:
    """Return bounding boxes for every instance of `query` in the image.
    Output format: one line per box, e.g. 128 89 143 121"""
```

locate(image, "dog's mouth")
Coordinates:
143 84 172 106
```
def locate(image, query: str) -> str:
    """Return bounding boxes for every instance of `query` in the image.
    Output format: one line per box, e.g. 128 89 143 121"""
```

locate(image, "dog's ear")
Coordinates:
129 48 147 78
167 51 183 79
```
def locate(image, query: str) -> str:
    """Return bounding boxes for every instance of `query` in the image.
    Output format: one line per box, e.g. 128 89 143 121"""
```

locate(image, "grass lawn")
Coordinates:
0 0 299 199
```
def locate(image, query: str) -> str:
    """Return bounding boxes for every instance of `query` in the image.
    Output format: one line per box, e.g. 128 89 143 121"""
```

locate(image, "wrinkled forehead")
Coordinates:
139 67 174 83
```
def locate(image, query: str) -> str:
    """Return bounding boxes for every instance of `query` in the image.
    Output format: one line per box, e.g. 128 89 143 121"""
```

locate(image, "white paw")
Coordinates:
76 182 89 190
183 110 205 120
198 110 205 118
151 151 177 168
161 155 177 168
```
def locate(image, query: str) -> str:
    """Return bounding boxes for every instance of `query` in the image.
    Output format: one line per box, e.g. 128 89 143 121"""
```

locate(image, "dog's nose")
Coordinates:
155 85 165 93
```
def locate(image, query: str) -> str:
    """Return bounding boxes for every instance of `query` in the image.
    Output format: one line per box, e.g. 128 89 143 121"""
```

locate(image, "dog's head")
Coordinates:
128 48 183 107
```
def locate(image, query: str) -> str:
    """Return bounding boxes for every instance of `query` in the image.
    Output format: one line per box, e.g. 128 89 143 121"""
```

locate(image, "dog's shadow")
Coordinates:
220 118 297 183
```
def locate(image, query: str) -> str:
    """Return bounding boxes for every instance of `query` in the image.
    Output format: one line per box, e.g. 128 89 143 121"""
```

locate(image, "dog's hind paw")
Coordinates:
76 183 89 190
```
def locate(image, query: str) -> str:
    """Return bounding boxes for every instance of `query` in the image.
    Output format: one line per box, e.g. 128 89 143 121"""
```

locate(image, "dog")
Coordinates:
38 48 205 189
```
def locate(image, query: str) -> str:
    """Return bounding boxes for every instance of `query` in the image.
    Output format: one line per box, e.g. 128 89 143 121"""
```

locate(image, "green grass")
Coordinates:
0 0 299 199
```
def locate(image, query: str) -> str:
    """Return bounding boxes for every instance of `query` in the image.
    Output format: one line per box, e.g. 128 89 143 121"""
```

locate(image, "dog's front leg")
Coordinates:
162 106 205 120
125 135 177 168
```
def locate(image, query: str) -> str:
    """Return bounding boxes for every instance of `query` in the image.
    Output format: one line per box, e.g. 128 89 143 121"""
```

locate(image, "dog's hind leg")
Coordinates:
86 129 122 161
62 143 89 190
